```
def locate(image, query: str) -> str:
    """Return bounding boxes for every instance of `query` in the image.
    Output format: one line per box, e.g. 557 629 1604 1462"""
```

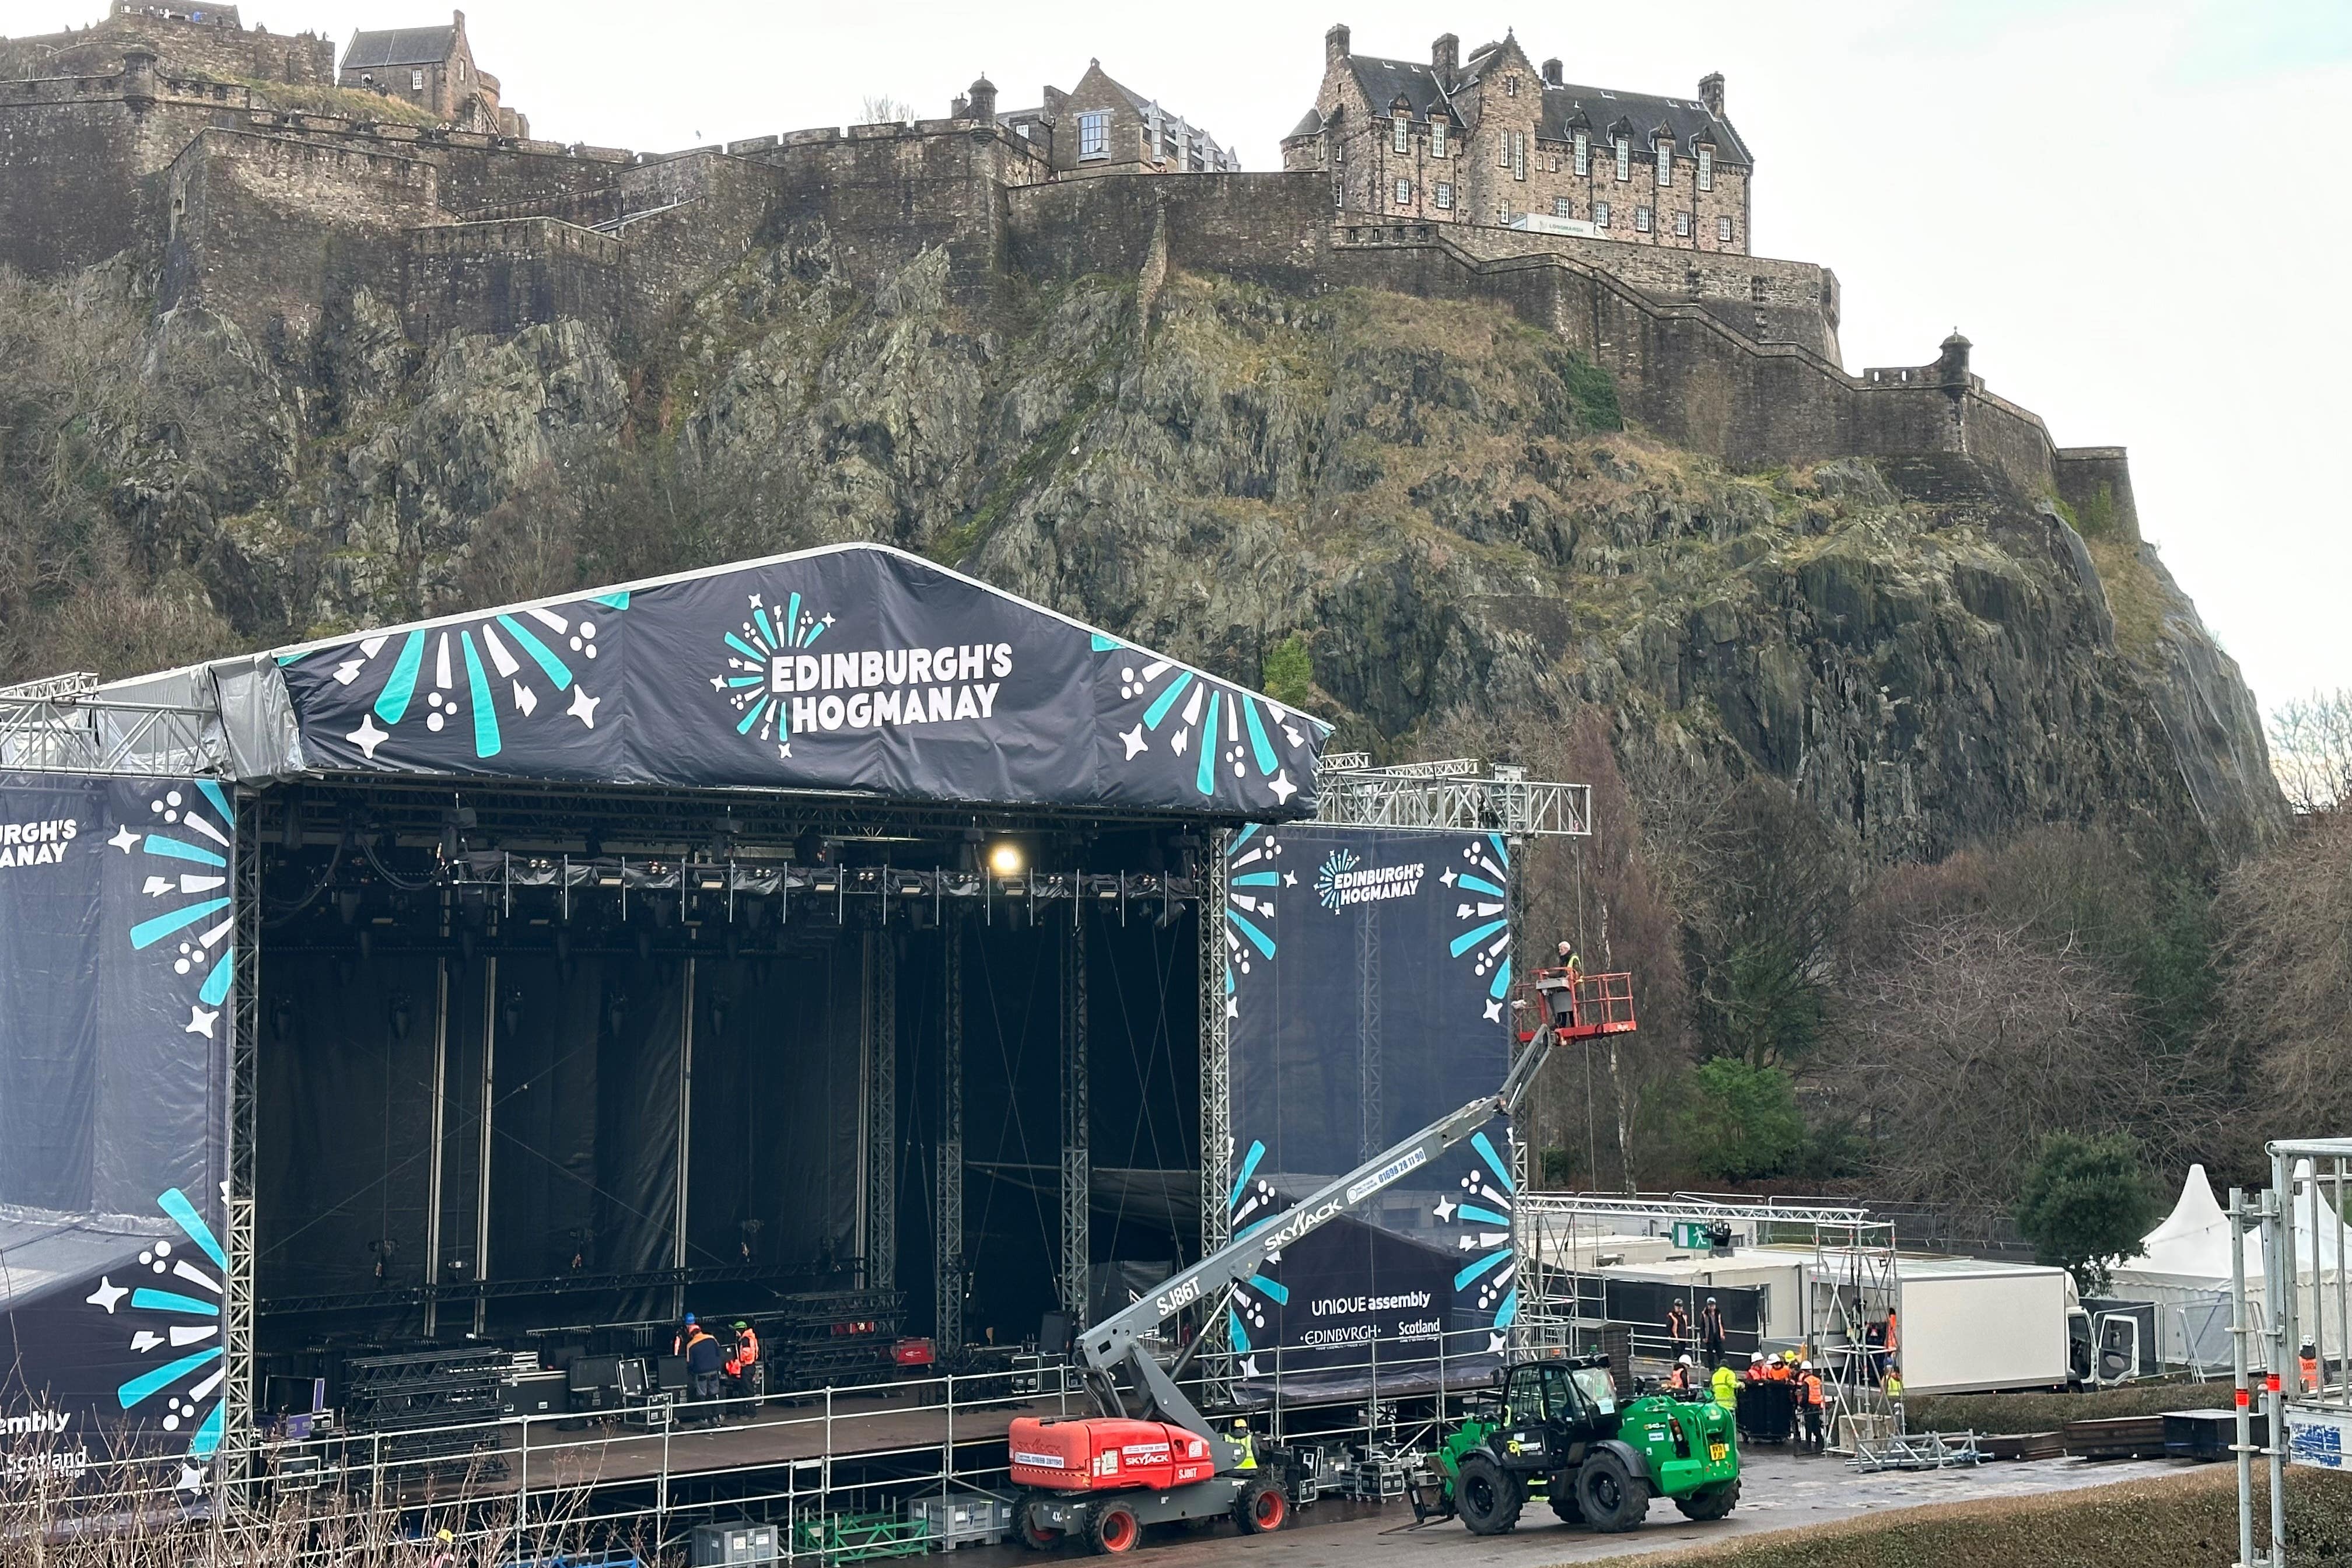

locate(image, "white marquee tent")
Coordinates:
2108 1163 2348 1371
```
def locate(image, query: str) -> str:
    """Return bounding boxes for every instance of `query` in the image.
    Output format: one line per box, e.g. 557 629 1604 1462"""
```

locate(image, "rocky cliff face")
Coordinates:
0 235 2285 858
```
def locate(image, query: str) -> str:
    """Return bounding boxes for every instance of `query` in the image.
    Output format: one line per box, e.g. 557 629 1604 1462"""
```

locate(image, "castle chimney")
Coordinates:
967 74 997 123
1698 72 1725 118
951 93 970 119
1542 58 1562 86
1326 23 1351 66
1431 33 1458 78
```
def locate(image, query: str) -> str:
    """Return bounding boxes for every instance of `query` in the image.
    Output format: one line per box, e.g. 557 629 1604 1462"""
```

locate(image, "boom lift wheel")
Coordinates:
1016 1504 1061 1550
1574 1450 1649 1532
1453 1453 1525 1535
1088 1501 1143 1555
1234 1479 1289 1534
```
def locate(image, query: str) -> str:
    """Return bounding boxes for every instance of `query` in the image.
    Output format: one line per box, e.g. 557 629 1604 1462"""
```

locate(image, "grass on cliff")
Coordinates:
1647 1465 2352 1568
232 78 443 127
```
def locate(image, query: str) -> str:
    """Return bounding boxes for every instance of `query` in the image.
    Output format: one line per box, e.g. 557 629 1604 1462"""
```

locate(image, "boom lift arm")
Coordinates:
1074 1021 1565 1457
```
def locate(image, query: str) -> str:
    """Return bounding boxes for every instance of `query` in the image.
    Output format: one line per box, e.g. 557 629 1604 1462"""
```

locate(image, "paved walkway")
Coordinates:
968 1449 2191 1566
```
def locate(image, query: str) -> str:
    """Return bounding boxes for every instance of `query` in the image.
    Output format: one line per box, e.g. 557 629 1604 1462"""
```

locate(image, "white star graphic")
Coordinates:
777 742 792 760
710 676 727 691
1434 1196 1457 1222
1441 868 1458 887
1283 870 1297 887
1225 995 1238 1019
176 1464 207 1494
86 1276 127 1314
186 1006 219 1038
108 824 139 853
1488 1332 1509 1355
1119 724 1147 760
820 614 835 626
1482 999 1504 1023
1268 772 1296 805
748 592 763 608
568 687 600 727
348 713 389 760
1238 1355 1260 1378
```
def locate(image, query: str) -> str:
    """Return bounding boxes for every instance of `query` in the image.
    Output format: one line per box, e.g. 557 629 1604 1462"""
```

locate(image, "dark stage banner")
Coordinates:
0 774 232 1490
274 544 1326 820
1222 825 1517 1384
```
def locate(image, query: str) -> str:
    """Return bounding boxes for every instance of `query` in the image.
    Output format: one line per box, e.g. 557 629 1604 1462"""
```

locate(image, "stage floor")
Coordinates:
359 1389 1056 1499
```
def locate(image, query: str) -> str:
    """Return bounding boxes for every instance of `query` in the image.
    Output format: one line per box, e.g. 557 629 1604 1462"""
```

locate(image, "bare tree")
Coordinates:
860 94 914 127
2212 809 2352 1132
2269 689 2352 814
1830 911 2203 1208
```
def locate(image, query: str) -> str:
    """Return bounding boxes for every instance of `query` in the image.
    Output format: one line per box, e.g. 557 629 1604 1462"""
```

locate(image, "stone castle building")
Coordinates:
339 10 524 138
983 60 1237 177
1284 25 1750 253
0 4 2134 538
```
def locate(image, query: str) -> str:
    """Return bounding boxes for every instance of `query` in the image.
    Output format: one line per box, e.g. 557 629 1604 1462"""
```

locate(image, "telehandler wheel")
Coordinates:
1574 1451 1650 1533
1234 1479 1289 1534
1674 1478 1740 1521
1088 1501 1143 1554
1454 1453 1525 1535
1548 1473 1586 1525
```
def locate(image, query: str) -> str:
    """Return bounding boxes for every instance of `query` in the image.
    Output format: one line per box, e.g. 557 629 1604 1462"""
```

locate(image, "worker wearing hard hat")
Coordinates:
1798 1361 1826 1455
1669 1353 1697 1393
1744 1350 1768 1384
1229 1417 1259 1470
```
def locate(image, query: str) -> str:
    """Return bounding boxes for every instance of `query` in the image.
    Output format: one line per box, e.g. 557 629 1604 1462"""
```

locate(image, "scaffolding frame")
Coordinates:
1314 755 1592 838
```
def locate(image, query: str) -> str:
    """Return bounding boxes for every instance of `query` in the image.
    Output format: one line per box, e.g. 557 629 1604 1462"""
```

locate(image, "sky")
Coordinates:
7 0 2347 719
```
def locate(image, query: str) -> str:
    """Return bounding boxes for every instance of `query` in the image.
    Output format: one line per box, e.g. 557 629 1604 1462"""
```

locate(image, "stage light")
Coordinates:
988 841 1024 876
811 869 841 894
594 867 624 889
694 867 727 893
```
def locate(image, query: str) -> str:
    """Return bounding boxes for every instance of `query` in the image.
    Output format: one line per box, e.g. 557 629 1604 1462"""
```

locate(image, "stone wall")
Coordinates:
162 128 438 346
404 217 621 339
2 11 333 85
0 80 228 274
2055 446 2143 547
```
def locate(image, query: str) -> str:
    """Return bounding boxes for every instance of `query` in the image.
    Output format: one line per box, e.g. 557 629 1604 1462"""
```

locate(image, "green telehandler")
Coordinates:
1414 1355 1740 1535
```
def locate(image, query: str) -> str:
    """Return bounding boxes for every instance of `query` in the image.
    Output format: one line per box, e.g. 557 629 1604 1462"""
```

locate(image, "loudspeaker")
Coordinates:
1039 1312 1069 1356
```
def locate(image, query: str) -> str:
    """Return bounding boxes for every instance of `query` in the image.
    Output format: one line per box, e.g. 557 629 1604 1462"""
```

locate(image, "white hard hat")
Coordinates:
1799 1360 1812 1370
1749 1351 1763 1362
1678 1354 1693 1366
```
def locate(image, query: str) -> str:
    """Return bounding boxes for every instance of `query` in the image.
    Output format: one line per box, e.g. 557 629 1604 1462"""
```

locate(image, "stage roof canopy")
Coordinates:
85 544 1329 820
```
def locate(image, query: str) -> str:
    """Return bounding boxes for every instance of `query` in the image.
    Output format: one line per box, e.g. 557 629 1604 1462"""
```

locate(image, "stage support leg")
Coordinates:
935 925 964 1353
1060 913 1089 1325
867 933 897 1292
1197 830 1231 1398
222 790 261 1513
474 957 498 1339
423 954 450 1339
1357 903 1381 1161
674 957 696 1321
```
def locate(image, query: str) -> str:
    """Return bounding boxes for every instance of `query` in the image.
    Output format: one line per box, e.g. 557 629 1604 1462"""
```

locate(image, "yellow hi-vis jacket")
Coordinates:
1711 1365 1738 1410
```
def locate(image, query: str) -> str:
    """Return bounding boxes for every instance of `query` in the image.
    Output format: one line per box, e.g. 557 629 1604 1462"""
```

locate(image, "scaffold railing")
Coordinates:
0 680 225 776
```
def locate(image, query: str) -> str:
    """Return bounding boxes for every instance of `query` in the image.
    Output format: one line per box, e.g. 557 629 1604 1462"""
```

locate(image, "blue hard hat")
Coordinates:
684 1312 697 1325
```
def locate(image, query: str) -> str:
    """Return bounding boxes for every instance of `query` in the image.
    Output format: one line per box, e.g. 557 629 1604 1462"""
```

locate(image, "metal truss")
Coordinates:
222 791 262 1510
936 926 964 1354
1059 918 1090 1322
1195 830 1233 1401
0 684 224 775
868 935 897 1293
1518 1192 1874 1228
1356 902 1381 1161
1314 757 1591 836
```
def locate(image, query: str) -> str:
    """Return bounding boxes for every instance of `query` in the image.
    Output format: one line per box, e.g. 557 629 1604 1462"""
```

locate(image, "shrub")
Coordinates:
2015 1131 2160 1293
1676 1057 1805 1181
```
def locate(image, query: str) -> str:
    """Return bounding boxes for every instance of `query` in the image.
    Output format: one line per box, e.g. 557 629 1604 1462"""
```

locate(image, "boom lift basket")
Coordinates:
1520 967 1638 1042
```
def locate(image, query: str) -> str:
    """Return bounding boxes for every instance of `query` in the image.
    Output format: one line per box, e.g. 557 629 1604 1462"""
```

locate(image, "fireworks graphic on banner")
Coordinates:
1312 848 1357 912
712 589 831 755
312 594 625 762
1440 834 1513 1022
110 780 236 1040
1220 825 1287 1018
1224 1140 1292 1378
1437 1128 1518 1352
84 1188 228 1490
1098 635 1313 810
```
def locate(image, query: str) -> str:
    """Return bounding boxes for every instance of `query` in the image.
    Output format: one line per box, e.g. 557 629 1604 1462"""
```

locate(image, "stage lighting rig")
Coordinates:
987 841 1024 877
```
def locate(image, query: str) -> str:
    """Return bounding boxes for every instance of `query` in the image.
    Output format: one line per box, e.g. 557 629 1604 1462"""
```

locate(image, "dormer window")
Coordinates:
1079 111 1108 159
1614 136 1630 180
1394 113 1410 154
1656 144 1672 187
1430 120 1447 158
1698 146 1714 191
1573 130 1588 175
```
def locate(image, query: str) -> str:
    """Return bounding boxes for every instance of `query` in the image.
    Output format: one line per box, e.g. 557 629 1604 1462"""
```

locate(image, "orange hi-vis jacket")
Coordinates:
736 1327 761 1366
1801 1372 1825 1407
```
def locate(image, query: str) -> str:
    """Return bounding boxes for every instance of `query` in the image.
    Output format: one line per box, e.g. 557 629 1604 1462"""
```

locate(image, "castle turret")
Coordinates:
1938 329 1973 394
120 39 158 108
1326 24 1350 67
1699 72 1726 118
1431 33 1458 79
967 75 998 123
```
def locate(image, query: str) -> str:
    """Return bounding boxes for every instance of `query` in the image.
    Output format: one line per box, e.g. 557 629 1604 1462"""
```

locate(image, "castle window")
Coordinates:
411 68 424 92
1698 147 1713 190
1430 120 1447 158
1635 205 1653 232
1394 113 1410 154
1434 181 1453 209
1656 144 1672 187
1751 276 1768 302
1395 178 1412 206
1499 132 1510 169
1553 196 1572 218
1506 75 1518 97
1675 210 1692 237
1512 130 1527 181
1573 130 1588 175
1079 111 1109 159
1593 201 1610 228
1718 215 1734 242
1614 136 1630 180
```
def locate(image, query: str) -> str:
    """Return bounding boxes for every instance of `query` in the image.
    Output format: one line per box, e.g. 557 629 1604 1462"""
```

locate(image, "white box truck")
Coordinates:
1842 1255 2077 1395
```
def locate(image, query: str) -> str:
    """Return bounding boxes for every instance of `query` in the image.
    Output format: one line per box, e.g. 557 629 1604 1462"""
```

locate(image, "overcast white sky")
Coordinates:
8 0 2347 718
